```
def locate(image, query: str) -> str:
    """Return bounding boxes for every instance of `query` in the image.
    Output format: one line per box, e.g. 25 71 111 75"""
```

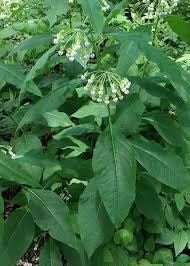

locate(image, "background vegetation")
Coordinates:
1 0 190 265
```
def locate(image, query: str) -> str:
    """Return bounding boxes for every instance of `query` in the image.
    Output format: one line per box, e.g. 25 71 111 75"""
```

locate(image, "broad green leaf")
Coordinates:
24 45 57 83
93 131 136 226
139 43 190 100
65 137 89 158
16 151 61 169
143 112 184 147
18 80 79 128
61 241 89 266
116 41 139 76
167 15 190 45
60 158 93 181
174 231 188 256
11 33 53 54
43 110 74 128
0 151 39 187
0 61 41 96
110 245 129 266
39 238 62 266
175 193 185 212
136 179 163 221
77 0 105 34
114 93 145 135
54 123 101 140
72 101 115 119
78 181 114 257
27 189 77 250
0 208 35 266
157 228 175 245
13 133 42 156
44 0 69 26
0 26 17 39
130 138 190 191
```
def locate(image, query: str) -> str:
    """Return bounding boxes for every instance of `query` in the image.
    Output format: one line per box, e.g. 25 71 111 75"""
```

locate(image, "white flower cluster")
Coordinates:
141 0 180 20
53 29 94 66
101 0 110 12
81 71 131 105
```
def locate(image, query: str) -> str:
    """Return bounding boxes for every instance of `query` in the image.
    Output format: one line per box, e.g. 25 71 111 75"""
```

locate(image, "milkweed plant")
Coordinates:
1 0 190 265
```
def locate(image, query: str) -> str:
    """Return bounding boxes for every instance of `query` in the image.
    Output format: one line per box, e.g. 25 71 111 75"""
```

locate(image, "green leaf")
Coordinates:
0 151 39 187
93 131 136 226
27 189 77 250
139 43 190 100
78 181 114 257
0 61 41 96
130 138 190 191
77 0 105 34
167 15 190 45
110 245 129 266
13 133 42 156
43 110 74 128
0 208 35 266
143 112 184 147
54 123 101 140
18 80 79 128
114 94 145 135
136 179 163 221
64 137 89 158
39 238 62 266
174 231 188 256
175 193 185 212
116 41 139 76
11 33 53 54
44 0 69 26
157 228 175 245
24 45 57 83
72 101 115 119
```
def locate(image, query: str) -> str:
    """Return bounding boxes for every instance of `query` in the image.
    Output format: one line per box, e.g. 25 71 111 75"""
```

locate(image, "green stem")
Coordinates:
138 15 160 95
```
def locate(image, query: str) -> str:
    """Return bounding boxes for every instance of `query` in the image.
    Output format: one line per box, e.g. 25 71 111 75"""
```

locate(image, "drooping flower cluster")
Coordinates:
81 71 131 105
53 29 94 67
101 0 111 12
135 0 179 20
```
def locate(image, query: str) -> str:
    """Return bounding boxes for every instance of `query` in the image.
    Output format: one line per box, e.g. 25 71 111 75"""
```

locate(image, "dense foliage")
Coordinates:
1 0 190 265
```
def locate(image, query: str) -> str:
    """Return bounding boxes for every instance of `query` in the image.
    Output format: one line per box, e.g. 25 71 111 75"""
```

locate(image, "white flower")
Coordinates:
111 88 117 94
105 100 110 105
85 41 90 47
88 79 94 84
91 90 96 95
81 75 86 81
70 50 77 57
97 98 103 103
119 95 124 100
69 0 74 3
53 38 59 44
84 86 88 91
58 50 63 56
69 56 75 61
84 54 90 59
113 97 118 102
90 53 95 59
